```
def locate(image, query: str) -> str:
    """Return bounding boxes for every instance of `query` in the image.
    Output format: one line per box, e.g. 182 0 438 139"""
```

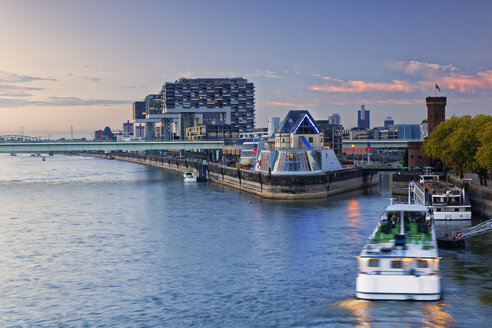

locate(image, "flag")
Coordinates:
435 83 441 92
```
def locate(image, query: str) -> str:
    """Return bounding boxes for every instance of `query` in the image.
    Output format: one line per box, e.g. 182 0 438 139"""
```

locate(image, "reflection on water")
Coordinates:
333 299 455 328
421 303 455 327
335 299 372 328
346 199 361 229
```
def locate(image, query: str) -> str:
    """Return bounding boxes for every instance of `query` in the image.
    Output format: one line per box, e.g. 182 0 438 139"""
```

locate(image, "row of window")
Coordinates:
368 259 429 268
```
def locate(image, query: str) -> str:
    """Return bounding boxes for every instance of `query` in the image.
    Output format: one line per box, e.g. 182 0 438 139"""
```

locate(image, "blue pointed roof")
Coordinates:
277 110 321 134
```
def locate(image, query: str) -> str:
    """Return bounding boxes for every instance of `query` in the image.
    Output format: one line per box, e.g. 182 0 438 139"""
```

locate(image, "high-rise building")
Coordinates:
145 94 162 115
161 78 255 133
426 97 446 135
267 117 280 135
384 116 394 127
132 101 146 120
328 113 341 125
357 105 370 129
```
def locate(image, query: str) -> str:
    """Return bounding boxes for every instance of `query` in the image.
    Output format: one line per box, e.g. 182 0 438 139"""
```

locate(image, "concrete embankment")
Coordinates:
89 153 378 200
448 175 492 220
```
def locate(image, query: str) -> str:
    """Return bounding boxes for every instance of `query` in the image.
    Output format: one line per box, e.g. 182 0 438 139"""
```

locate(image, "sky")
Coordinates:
1 0 491 138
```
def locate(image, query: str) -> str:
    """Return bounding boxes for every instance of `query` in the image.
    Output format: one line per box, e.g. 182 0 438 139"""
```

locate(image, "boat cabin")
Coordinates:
359 204 438 276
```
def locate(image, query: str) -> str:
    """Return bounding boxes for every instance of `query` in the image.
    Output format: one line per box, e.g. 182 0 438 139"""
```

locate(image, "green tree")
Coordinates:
422 114 492 185
422 116 466 177
475 118 492 185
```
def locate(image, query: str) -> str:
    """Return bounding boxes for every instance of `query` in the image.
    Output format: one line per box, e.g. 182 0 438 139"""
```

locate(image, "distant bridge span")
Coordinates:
0 135 41 142
0 140 224 153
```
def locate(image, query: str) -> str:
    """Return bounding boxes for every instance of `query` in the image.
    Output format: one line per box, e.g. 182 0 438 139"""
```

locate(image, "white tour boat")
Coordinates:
356 201 441 301
183 170 197 183
412 173 471 220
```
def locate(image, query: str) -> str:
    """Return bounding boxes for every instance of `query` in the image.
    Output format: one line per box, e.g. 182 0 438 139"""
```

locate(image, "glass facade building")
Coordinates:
132 101 146 120
357 105 370 129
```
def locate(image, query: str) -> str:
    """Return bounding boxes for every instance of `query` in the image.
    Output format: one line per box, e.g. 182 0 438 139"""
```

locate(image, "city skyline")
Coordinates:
1 0 492 138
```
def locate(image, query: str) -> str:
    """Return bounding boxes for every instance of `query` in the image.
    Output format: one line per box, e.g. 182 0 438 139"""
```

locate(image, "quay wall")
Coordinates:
90 153 378 199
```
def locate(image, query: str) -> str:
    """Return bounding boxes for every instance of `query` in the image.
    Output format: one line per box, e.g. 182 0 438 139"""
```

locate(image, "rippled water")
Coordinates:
0 154 491 327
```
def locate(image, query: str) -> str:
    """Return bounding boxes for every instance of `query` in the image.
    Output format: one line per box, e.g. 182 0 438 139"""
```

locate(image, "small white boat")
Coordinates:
356 201 441 301
183 170 197 183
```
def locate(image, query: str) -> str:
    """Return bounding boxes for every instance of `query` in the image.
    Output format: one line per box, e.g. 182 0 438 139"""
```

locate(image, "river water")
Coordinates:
0 154 490 327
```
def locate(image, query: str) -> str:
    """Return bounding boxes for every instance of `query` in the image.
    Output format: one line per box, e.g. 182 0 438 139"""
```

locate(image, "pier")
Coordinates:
100 152 379 199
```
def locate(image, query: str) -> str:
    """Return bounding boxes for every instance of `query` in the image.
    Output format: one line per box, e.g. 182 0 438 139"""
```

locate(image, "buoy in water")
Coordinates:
248 201 252 203
207 190 211 192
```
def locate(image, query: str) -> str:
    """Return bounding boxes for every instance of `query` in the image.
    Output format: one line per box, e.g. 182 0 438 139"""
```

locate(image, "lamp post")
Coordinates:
352 144 355 163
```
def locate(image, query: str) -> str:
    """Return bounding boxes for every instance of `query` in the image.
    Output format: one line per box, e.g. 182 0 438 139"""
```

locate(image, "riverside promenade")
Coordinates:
89 152 378 200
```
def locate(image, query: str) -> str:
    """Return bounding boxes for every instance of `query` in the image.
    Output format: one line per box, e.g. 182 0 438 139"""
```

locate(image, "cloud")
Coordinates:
0 84 42 97
439 69 492 93
83 64 115 72
177 71 196 79
388 60 458 77
311 73 343 82
35 97 130 107
121 85 146 89
0 84 43 91
0 71 57 83
246 70 282 79
0 96 130 108
67 73 101 83
309 66 492 95
309 80 431 93
264 101 317 107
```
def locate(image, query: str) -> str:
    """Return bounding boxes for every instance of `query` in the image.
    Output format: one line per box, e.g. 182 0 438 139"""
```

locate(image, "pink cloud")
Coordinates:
265 101 317 107
309 80 431 93
440 70 492 93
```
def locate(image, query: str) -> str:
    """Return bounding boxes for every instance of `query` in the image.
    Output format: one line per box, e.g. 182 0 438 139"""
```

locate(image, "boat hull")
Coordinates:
433 210 471 220
356 274 441 301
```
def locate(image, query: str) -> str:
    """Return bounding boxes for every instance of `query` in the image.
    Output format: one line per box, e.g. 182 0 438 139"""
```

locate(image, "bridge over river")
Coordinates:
0 140 224 153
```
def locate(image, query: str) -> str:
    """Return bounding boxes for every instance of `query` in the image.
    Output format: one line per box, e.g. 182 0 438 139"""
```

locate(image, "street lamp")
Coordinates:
352 144 355 163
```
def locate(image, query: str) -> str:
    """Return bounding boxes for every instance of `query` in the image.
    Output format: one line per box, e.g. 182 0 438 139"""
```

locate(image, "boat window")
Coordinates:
391 260 403 269
417 260 428 268
436 208 441 212
368 259 379 267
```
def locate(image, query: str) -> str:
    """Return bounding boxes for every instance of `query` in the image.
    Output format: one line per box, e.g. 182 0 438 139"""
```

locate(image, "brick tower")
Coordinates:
426 96 446 135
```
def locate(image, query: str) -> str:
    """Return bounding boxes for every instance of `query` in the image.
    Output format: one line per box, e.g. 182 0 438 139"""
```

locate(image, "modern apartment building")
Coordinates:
161 78 255 134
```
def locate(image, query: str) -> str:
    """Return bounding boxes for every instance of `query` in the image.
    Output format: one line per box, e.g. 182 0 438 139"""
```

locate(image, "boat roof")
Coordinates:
360 242 438 258
385 204 428 212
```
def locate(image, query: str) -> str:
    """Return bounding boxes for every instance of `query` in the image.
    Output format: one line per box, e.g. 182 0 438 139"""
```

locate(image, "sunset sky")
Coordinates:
1 0 491 138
